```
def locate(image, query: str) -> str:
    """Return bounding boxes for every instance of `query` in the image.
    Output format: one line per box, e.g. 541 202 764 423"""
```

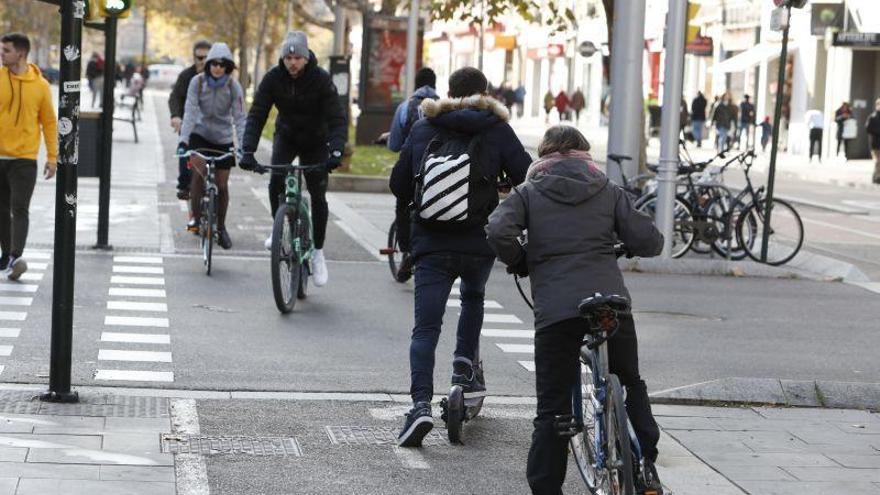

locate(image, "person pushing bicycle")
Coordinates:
177 42 247 250
486 126 665 494
239 31 347 287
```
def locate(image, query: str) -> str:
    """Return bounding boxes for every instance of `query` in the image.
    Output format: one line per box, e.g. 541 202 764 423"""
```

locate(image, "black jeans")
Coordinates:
0 159 38 258
809 128 823 160
270 134 329 249
394 199 411 252
409 252 494 403
527 316 660 495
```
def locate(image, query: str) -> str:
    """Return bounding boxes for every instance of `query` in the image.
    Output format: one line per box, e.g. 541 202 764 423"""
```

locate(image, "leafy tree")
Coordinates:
429 0 575 32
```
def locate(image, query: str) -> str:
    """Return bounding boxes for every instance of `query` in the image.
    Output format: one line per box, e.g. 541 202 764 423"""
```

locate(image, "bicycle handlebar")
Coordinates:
252 163 326 175
175 149 235 162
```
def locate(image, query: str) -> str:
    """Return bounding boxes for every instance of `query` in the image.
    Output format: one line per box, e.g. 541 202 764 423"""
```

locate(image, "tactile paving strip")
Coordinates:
0 391 169 417
161 434 303 456
325 426 450 447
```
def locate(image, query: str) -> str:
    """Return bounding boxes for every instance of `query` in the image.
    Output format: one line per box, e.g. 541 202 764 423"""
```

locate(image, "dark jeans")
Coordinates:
409 252 494 403
809 128 823 160
394 200 411 252
177 156 191 190
0 159 38 258
527 316 660 495
270 134 329 249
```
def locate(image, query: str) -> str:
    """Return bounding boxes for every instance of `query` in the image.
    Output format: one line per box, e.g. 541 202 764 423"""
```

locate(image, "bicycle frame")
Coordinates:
280 166 316 265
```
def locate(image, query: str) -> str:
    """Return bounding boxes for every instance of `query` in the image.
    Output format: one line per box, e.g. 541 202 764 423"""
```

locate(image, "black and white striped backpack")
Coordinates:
412 129 497 230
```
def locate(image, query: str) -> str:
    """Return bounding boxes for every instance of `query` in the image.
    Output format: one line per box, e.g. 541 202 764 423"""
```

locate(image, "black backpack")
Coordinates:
412 129 497 231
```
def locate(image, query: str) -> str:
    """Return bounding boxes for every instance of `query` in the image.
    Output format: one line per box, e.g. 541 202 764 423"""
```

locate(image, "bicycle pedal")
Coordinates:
379 248 396 255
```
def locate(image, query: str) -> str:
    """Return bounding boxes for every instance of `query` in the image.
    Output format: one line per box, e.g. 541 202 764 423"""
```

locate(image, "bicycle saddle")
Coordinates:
607 154 632 163
578 293 631 318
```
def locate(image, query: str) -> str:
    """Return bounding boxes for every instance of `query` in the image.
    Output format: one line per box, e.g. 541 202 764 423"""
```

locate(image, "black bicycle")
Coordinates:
176 148 234 276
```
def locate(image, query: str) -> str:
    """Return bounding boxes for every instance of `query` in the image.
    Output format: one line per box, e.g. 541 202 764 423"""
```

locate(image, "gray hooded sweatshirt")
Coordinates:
486 152 663 329
179 42 246 147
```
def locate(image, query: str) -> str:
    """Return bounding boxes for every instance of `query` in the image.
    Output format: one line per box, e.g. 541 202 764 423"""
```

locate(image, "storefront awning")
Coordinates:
716 42 797 73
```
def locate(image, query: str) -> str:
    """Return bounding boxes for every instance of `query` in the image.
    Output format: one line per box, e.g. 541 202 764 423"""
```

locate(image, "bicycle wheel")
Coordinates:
707 195 752 260
571 349 600 491
271 205 301 313
606 374 635 495
386 220 401 280
201 189 216 276
739 198 804 266
637 195 695 258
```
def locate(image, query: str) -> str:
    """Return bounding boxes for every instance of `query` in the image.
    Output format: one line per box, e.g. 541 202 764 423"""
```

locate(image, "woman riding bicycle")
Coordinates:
486 126 665 494
177 42 247 250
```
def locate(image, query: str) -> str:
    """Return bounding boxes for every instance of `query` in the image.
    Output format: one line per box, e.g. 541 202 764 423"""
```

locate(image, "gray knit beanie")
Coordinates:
281 31 309 58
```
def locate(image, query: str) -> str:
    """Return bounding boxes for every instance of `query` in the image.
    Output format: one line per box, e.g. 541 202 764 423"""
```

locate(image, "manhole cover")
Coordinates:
325 426 449 447
633 311 723 322
161 435 302 456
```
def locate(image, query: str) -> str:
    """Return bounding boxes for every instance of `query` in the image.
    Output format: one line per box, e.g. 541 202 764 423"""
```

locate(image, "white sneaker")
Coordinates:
264 236 272 250
7 257 27 281
311 249 328 287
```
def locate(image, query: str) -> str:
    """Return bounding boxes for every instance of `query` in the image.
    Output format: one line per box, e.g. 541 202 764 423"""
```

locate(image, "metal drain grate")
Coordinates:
0 391 169 418
325 426 449 447
161 435 303 456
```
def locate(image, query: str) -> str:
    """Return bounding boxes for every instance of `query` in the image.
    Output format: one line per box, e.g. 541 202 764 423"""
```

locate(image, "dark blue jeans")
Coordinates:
177 156 191 191
409 252 495 403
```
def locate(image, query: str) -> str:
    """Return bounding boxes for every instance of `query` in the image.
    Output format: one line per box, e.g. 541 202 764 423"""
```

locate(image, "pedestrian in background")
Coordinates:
726 96 739 150
865 99 880 184
834 102 853 157
805 108 824 162
514 84 526 118
759 116 772 153
0 33 57 281
690 91 707 148
543 90 554 124
712 94 734 152
738 95 755 149
169 40 211 201
554 90 570 122
501 82 517 116
570 88 585 123
85 52 104 108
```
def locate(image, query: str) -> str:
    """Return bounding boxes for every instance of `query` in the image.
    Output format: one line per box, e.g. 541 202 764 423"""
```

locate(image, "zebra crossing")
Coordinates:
95 255 174 383
0 251 51 377
449 278 538 373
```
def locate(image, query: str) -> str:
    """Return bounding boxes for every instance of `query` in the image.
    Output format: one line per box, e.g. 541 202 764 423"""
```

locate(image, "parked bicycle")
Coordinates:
244 154 322 313
175 148 234 276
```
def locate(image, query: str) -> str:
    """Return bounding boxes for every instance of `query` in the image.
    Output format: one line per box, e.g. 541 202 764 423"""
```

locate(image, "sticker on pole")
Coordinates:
58 118 73 136
63 46 80 62
73 1 86 18
63 81 81 93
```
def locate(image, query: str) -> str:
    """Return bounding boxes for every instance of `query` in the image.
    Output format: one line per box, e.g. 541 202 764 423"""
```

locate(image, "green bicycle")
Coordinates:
249 158 322 313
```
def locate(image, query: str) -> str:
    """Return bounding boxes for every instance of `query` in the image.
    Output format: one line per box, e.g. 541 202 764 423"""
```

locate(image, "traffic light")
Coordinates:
84 0 102 21
101 0 133 19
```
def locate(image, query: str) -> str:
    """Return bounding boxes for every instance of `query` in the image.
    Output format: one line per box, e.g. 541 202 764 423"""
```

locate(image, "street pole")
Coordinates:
96 15 117 250
42 0 82 404
606 0 647 184
762 5 789 262
333 1 346 56
656 0 688 258
405 0 420 98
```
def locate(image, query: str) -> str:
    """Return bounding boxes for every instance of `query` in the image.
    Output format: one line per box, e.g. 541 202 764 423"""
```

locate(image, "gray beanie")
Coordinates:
281 31 309 58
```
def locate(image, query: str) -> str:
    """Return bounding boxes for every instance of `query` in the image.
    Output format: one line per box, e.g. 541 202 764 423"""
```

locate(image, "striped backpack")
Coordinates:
412 129 497 230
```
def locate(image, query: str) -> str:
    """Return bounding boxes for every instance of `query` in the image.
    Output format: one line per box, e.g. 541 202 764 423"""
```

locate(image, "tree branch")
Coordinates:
291 2 335 30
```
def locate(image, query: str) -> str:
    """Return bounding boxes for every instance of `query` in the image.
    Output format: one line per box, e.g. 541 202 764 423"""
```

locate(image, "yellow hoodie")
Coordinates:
0 63 58 162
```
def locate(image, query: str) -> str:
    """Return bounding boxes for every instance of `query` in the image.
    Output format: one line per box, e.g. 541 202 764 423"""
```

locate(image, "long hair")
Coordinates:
537 125 591 158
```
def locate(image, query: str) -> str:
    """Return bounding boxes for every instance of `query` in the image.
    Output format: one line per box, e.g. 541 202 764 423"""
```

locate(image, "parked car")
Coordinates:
147 63 184 89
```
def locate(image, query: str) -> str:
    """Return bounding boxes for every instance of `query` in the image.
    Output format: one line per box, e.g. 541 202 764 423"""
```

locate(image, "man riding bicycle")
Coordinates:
177 42 247 250
169 39 211 201
239 31 347 287
486 126 665 494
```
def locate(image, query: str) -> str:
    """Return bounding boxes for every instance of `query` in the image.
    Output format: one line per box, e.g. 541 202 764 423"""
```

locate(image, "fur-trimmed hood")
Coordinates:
421 94 510 121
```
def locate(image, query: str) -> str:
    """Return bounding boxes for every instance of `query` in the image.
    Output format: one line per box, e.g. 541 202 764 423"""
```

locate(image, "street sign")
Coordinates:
770 6 790 32
578 41 597 58
833 32 880 47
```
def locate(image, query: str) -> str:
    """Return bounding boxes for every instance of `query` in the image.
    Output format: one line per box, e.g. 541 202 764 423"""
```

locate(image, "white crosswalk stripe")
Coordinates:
107 301 168 312
109 287 167 298
94 370 174 382
98 349 173 362
0 284 39 293
113 265 165 275
0 297 33 306
104 315 169 328
447 299 503 309
495 343 535 354
0 345 12 357
0 328 20 338
0 254 48 378
482 314 524 324
518 361 536 372
101 332 171 344
111 276 165 285
0 312 27 321
113 256 163 264
482 329 534 338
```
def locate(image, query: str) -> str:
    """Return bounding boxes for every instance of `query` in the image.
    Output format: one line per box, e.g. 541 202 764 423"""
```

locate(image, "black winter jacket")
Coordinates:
242 51 347 155
389 95 532 259
168 64 198 120
486 154 663 329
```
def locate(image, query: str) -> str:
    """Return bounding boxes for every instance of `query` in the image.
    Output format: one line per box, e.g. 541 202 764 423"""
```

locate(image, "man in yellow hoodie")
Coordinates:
0 32 57 280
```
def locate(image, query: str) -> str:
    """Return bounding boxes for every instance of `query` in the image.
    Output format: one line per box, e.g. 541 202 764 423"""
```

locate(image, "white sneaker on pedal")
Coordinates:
264 236 272 250
311 249 328 287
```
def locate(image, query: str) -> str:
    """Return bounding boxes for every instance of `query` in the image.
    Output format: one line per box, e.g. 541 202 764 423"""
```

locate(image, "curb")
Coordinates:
649 377 880 411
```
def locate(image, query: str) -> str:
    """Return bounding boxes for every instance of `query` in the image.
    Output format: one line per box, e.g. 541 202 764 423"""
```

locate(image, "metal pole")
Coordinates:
333 2 346 56
607 0 647 184
405 0 420 98
656 0 688 258
42 0 81 404
761 7 789 263
96 15 117 249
